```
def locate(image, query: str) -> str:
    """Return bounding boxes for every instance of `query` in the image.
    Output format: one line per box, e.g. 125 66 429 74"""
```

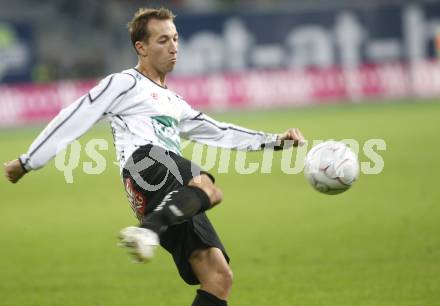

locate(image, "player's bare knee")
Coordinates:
199 267 232 298
189 175 223 206
211 186 223 205
198 185 222 206
218 266 233 290
210 267 233 297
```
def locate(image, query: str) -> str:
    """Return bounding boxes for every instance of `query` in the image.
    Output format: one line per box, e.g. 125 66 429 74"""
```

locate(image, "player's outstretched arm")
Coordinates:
178 98 306 150
3 73 136 184
179 108 305 151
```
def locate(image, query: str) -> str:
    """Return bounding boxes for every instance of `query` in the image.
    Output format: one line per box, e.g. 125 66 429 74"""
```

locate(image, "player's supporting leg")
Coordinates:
190 247 232 306
141 174 222 234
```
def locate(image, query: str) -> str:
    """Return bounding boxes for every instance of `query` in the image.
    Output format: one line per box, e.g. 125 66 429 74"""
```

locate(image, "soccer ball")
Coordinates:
304 141 359 195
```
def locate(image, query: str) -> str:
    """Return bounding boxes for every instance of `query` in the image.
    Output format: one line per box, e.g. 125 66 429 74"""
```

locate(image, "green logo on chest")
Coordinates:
151 116 181 154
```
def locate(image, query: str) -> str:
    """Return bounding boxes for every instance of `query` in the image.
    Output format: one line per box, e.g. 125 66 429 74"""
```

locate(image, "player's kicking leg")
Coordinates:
119 174 222 262
118 226 159 262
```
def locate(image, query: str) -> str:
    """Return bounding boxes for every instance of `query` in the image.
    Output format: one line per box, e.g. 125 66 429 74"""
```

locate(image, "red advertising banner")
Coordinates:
0 61 439 127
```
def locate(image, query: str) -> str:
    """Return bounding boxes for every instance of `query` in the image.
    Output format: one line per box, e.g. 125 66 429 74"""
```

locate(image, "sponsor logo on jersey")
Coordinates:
151 115 181 154
124 178 147 220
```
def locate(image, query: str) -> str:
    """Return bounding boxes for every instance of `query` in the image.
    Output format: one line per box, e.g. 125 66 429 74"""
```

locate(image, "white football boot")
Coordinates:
118 226 159 263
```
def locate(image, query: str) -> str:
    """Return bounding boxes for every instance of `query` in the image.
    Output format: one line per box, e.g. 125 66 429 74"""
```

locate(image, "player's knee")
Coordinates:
210 186 223 205
219 266 233 291
206 266 233 297
189 176 223 206
198 185 223 206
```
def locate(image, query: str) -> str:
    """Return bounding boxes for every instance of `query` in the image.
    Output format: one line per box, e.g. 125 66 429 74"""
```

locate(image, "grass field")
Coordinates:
1 100 439 306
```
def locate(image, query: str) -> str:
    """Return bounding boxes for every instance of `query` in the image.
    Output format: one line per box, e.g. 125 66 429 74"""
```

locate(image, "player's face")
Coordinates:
145 19 178 74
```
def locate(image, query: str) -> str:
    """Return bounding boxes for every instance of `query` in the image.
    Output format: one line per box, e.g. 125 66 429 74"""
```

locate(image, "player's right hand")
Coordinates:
4 159 27 184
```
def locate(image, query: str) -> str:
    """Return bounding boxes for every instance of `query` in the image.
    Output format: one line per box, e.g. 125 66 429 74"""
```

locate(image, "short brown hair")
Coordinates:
127 7 176 46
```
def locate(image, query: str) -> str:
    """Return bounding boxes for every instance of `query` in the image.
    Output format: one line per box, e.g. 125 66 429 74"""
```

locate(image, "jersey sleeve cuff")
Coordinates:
19 154 33 172
260 133 284 150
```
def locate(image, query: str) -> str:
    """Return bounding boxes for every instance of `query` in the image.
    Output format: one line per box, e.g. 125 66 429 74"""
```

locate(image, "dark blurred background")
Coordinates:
1 0 438 83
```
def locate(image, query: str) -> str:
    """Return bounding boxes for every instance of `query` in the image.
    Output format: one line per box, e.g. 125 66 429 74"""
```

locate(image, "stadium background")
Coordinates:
1 1 439 305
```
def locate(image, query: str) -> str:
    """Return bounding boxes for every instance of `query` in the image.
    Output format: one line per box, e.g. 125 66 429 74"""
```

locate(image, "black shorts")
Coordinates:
122 144 229 285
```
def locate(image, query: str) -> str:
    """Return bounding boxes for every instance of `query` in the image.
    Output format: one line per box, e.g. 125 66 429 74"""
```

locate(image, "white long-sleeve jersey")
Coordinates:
19 68 280 172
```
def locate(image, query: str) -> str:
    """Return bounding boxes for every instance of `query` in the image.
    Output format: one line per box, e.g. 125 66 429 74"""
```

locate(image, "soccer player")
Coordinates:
4 8 305 306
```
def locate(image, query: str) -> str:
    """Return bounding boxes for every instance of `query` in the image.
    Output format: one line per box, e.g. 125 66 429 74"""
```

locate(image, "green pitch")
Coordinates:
1 100 439 306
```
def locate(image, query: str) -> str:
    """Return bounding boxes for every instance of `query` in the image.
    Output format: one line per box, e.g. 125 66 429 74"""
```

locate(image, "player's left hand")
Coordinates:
278 128 306 147
4 159 27 184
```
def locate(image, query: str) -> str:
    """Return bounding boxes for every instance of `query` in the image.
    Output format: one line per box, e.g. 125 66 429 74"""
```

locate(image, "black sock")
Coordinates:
141 186 211 234
191 289 227 306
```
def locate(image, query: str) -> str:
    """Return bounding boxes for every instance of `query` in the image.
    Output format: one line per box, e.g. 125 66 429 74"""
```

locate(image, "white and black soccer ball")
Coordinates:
304 141 359 195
